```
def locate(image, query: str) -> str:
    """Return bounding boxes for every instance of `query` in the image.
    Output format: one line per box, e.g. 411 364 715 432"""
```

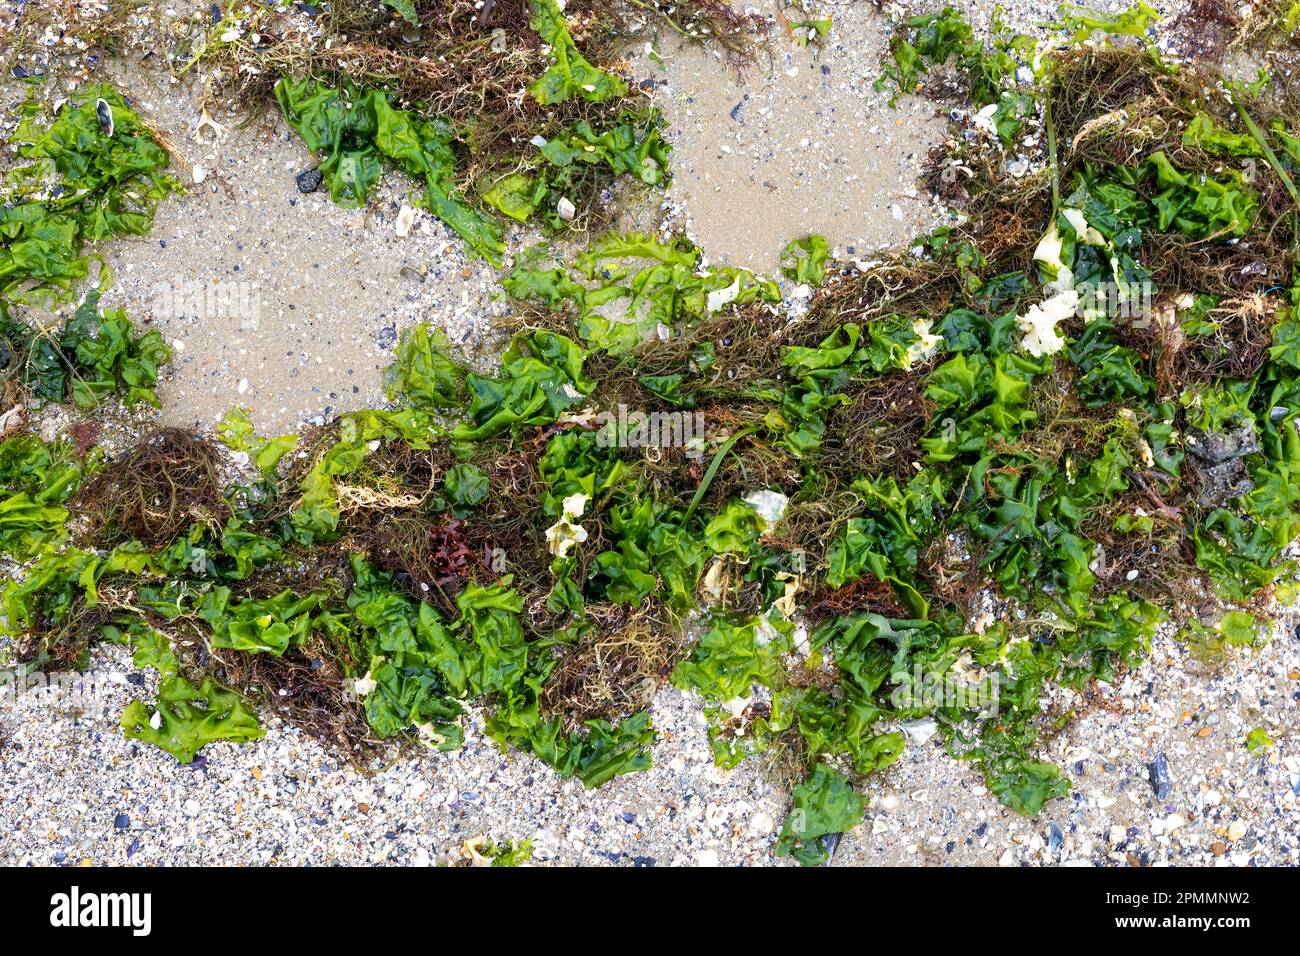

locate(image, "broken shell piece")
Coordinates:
545 492 591 558
95 98 114 136
721 696 752 719
192 165 208 184
415 720 449 749
556 196 576 221
742 489 788 528
773 572 801 619
395 204 416 237
1062 208 1106 246
701 558 728 602
706 275 742 313
561 493 589 520
461 837 491 866
903 318 943 368
545 516 588 558
0 405 23 438
194 108 227 143
353 665 379 698
902 718 938 745
1018 290 1077 357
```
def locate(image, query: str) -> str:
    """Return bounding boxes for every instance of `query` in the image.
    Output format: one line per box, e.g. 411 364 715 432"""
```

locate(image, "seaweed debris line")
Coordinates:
1 0 1299 868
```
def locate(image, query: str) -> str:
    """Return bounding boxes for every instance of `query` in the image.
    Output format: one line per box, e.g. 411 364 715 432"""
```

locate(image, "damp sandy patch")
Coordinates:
82 69 511 435
632 4 945 271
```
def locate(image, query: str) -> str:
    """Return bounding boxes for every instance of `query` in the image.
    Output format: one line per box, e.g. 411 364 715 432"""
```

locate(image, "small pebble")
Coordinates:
296 168 323 193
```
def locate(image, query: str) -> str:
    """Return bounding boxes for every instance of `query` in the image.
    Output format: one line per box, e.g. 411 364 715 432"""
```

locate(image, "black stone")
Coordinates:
1047 822 1064 852
819 831 842 863
1147 751 1173 799
296 168 324 193
95 98 114 137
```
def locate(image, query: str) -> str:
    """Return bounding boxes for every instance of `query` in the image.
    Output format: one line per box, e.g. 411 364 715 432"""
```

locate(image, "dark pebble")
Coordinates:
1147 752 1173 799
296 168 324 193
127 839 140 859
126 672 145 686
621 812 635 824
185 754 209 771
54 851 67 863
376 326 398 350
633 856 656 867
820 64 830 76
95 99 114 136
113 813 130 830
945 841 956 854
210 4 222 23
12 65 30 79
975 822 988 837
1047 822 1063 852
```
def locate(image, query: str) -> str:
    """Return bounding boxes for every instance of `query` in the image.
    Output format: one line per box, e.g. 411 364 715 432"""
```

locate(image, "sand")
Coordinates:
631 8 944 271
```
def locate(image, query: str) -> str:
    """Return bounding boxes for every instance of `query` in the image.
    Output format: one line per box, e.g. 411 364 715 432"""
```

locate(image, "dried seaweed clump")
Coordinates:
74 428 228 548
